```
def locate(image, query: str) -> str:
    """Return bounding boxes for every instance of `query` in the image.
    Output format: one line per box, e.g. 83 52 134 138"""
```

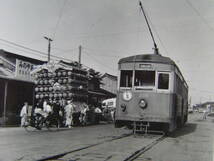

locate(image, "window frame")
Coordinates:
133 70 156 90
156 71 171 92
119 70 133 89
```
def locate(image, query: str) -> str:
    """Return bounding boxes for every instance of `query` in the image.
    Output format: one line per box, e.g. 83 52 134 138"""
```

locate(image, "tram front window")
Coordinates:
158 73 169 90
134 70 155 87
120 70 133 87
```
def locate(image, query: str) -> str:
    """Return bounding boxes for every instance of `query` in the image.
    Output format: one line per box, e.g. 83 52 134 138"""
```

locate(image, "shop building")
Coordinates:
0 50 44 126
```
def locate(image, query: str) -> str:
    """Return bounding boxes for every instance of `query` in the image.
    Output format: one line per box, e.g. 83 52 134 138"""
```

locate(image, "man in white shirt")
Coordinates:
64 100 74 128
20 102 28 127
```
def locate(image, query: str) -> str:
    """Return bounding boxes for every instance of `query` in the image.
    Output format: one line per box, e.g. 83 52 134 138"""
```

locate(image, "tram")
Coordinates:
114 54 188 132
114 1 188 133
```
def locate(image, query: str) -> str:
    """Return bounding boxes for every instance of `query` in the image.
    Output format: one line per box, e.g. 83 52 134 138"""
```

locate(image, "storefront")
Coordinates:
0 77 35 126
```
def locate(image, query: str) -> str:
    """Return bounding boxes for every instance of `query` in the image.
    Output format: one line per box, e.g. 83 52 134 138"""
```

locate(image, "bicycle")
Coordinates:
24 112 60 132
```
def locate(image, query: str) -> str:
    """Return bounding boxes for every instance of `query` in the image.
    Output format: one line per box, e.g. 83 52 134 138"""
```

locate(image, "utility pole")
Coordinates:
78 45 82 66
44 36 53 62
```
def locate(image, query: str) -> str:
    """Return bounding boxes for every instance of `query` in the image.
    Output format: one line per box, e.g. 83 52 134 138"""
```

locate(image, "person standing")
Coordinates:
20 102 28 127
80 103 89 125
64 100 74 128
203 104 211 120
43 99 52 118
94 106 102 124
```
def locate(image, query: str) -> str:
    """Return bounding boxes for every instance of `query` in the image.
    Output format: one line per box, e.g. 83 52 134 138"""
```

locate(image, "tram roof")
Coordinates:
118 54 175 65
119 53 188 89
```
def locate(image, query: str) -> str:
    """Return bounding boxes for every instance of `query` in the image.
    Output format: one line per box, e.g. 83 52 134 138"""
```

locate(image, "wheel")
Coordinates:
34 114 43 130
24 125 37 132
46 117 60 131
24 117 37 132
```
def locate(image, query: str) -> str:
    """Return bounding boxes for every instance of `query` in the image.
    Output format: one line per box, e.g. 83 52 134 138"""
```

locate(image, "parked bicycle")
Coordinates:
23 110 60 132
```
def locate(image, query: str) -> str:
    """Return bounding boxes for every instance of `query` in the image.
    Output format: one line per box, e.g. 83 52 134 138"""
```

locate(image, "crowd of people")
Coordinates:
20 99 114 128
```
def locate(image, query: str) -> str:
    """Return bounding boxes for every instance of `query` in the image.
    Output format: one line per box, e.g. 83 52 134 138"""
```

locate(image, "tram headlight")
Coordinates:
139 99 147 109
122 91 132 101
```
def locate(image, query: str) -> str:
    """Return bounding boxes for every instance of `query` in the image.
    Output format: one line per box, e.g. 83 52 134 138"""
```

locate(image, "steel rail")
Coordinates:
36 132 133 161
123 133 165 161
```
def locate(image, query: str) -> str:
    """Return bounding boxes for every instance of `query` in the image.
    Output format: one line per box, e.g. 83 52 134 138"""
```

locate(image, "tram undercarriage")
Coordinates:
115 120 171 133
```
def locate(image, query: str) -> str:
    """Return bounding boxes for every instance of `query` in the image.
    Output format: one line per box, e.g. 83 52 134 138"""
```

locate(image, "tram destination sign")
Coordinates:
139 64 153 69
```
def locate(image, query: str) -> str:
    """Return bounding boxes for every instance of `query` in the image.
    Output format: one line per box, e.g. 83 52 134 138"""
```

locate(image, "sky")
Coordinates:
0 0 214 105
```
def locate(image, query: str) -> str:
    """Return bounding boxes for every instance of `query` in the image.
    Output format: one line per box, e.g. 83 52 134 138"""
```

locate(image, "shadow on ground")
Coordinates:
169 123 197 138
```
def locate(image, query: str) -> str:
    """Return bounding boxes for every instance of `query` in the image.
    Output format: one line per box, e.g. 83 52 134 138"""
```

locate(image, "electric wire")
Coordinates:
83 50 116 72
185 0 214 32
52 0 68 40
0 38 114 74
83 46 141 58
0 38 73 62
0 41 47 59
190 87 214 94
83 48 121 58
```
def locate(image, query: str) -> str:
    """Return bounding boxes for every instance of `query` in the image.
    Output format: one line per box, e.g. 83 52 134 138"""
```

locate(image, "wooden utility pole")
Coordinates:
44 36 53 62
79 45 82 66
3 81 8 126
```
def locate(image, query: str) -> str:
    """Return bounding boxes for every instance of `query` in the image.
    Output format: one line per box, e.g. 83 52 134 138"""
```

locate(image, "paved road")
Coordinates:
135 112 214 161
0 123 131 161
0 113 213 161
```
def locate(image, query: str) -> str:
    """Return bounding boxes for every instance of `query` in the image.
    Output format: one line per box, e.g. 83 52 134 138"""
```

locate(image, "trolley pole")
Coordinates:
139 1 159 55
44 36 53 62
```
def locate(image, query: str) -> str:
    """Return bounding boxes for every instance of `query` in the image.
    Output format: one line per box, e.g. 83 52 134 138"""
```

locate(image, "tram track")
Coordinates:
36 131 165 161
36 132 133 161
123 133 165 161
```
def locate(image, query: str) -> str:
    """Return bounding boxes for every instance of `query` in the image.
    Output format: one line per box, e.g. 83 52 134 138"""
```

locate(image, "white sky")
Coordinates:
0 0 214 105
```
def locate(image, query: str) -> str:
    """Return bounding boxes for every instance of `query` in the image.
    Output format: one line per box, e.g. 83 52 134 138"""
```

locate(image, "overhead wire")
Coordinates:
83 46 141 58
82 50 116 72
0 38 74 62
83 48 121 58
52 0 68 40
185 0 214 32
0 37 113 73
190 87 214 94
0 41 47 59
52 47 78 54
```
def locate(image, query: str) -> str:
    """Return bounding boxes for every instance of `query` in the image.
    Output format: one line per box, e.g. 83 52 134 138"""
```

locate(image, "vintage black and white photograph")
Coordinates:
0 0 214 161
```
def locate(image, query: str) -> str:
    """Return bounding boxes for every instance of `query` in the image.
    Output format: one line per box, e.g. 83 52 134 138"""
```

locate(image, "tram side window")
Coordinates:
134 70 155 86
158 73 169 90
120 70 133 87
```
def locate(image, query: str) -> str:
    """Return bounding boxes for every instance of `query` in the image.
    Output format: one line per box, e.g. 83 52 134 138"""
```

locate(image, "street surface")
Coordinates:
136 112 214 161
0 113 213 161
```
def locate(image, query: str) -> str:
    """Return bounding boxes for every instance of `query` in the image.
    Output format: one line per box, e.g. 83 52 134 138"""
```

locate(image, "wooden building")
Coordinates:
0 50 44 126
100 73 117 95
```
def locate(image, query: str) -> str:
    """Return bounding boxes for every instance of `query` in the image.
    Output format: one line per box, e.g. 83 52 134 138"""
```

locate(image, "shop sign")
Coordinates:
15 59 35 81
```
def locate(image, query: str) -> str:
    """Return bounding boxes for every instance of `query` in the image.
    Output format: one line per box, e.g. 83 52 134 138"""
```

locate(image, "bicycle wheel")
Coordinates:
23 116 36 132
46 117 60 131
24 125 37 132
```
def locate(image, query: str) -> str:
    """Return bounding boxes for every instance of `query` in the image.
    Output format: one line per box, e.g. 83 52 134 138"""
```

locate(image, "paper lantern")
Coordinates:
68 71 72 76
62 71 66 76
35 94 40 99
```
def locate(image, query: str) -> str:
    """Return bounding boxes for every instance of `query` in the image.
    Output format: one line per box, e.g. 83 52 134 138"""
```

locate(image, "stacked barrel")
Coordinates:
33 64 88 104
